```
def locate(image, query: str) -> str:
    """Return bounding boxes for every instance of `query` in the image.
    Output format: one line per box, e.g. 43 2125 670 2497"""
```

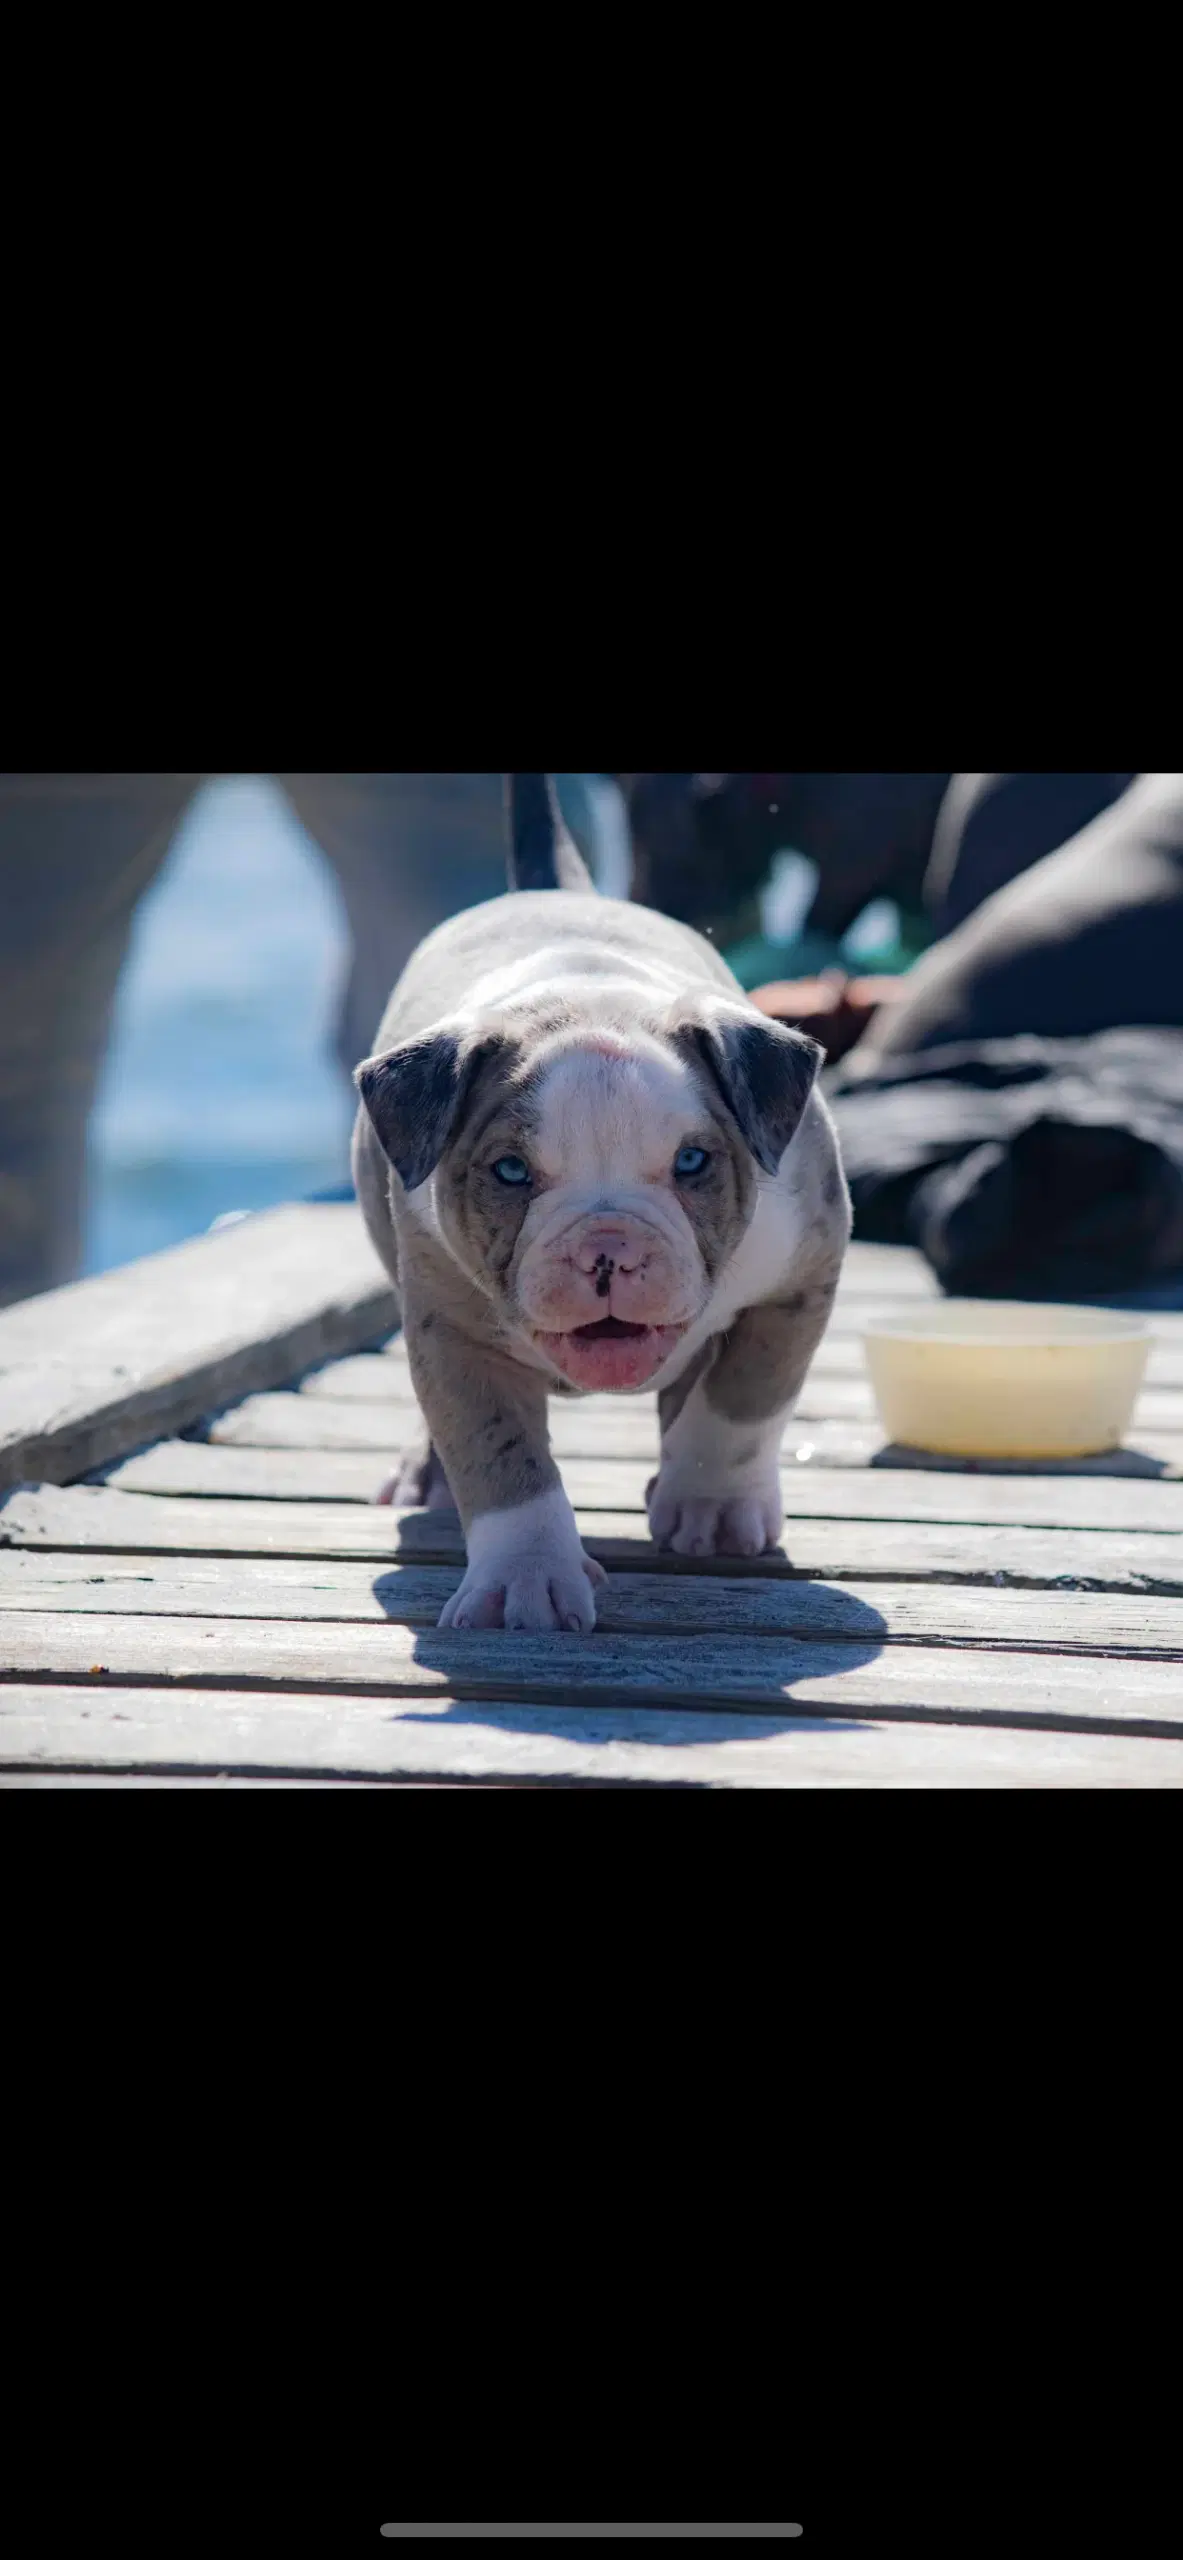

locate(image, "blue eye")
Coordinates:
674 1145 709 1179
492 1155 532 1186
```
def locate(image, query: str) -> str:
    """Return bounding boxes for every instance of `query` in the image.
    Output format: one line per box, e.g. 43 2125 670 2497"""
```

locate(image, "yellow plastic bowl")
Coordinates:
861 1301 1151 1459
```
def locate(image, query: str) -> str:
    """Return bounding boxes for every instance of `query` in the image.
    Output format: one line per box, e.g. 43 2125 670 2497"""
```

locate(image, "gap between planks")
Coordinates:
4 1546 1183 1657
298 1322 1183 1405
4 1683 1183 1785
94 1439 1183 1520
202 1382 1183 1451
0 1773 531 1788
7 1483 1183 1591
4 1609 1183 1736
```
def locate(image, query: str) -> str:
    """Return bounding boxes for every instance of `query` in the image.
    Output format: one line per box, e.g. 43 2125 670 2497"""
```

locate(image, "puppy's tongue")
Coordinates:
545 1315 681 1390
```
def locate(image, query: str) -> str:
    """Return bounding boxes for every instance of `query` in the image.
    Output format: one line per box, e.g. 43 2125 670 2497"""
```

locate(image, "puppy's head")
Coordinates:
356 1000 822 1389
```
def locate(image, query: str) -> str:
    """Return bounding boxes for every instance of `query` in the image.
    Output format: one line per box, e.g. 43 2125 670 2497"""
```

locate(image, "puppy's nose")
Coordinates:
575 1227 642 1275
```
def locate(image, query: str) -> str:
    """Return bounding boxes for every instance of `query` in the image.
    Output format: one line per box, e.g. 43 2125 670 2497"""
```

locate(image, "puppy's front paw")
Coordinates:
439 1551 606 1633
438 1488 608 1633
646 1471 783 1558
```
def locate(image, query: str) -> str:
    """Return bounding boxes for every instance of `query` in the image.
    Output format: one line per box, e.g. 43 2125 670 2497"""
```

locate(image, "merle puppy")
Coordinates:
352 774 850 1632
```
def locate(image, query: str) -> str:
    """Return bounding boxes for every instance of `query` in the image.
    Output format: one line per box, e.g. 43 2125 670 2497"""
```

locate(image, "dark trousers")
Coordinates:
865 773 1183 1059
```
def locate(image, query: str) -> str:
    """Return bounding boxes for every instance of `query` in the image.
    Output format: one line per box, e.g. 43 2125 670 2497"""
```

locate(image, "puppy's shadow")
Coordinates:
389 1700 874 1762
376 1538 889 1749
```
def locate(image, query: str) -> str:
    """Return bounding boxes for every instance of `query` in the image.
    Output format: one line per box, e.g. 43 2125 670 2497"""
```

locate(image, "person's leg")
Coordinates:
0 775 200 1303
924 773 1137 936
275 774 607 1075
274 775 508 1075
858 773 1183 1060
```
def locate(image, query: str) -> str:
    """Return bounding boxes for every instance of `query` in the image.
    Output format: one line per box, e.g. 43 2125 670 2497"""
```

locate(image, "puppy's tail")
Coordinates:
504 773 595 892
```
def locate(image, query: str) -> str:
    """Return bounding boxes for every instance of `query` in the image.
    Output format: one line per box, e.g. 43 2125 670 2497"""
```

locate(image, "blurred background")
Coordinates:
82 775 640 1274
80 774 912 1277
4 770 1182 1310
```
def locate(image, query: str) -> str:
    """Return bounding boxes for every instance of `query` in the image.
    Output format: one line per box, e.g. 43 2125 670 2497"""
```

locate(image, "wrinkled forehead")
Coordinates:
529 1034 707 1181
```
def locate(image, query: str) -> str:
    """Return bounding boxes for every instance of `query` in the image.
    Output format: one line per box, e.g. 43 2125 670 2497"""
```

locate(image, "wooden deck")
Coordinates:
3 1205 1183 1785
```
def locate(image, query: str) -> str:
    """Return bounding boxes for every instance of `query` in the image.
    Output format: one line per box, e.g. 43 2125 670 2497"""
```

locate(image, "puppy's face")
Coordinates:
435 1030 753 1388
358 1003 822 1391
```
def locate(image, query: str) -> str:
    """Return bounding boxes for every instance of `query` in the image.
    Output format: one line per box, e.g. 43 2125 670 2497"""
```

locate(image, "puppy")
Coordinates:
352 774 851 1632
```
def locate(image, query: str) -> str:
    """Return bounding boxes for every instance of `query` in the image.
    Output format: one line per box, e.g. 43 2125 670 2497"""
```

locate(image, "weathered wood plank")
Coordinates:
110 1444 391 1501
0 1482 415 1557
6 1547 1183 1656
5 1609 1183 1731
99 1438 1183 1523
244 1378 879 1443
9 1482 1183 1591
0 1204 396 1492
351 1330 881 1381
375 1316 1183 1390
0 1771 494 1792
211 1392 425 1447
300 1356 422 1402
211 1391 705 1451
301 1343 1183 1472
102 1443 427 1500
312 1331 1183 1406
0 1772 493 1787
205 1386 882 1450
306 1340 881 1397
206 1377 1183 1453
4 1681 1183 1785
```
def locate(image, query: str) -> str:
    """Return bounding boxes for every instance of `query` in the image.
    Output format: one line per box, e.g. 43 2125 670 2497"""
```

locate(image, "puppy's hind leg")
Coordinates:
352 1110 444 1507
375 1434 457 1511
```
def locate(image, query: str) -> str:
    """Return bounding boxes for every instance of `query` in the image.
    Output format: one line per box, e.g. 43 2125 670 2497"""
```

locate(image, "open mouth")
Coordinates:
535 1314 690 1389
570 1316 650 1342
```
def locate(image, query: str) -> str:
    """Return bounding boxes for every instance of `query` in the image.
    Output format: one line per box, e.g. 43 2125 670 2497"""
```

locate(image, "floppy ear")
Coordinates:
672 1004 825 1176
355 1029 502 1191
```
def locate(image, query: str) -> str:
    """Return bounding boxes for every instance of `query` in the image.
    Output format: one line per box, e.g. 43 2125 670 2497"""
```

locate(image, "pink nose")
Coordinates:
574 1226 643 1275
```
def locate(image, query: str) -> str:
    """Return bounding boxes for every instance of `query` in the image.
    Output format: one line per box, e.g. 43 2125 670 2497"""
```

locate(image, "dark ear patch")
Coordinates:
356 1031 498 1191
675 1011 824 1175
